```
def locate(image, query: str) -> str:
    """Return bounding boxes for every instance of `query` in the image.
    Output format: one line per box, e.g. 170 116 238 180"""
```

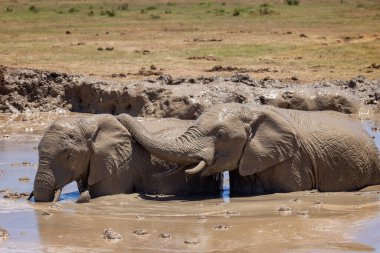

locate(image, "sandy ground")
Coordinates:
0 112 379 252
0 0 379 82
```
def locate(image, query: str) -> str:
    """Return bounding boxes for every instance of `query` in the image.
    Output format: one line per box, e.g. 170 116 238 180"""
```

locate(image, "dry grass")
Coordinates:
0 0 379 81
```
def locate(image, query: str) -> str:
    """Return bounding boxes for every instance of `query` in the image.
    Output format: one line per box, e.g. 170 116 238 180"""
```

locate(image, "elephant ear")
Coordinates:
239 109 300 176
87 117 132 186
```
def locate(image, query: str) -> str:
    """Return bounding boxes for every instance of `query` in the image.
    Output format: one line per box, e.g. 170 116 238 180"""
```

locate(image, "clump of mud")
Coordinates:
0 189 29 199
0 228 9 240
1 66 378 119
103 228 123 241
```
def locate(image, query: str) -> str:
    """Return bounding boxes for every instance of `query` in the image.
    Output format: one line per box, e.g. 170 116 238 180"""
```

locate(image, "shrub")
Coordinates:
29 5 39 13
214 8 225 15
285 0 299 6
150 14 160 19
356 3 366 8
6 7 13 12
259 3 274 15
146 6 156 11
100 9 116 17
68 7 79 13
118 4 129 11
233 8 240 16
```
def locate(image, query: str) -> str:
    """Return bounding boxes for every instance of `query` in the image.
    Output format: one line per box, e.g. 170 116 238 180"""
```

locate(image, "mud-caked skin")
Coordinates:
32 115 219 202
118 103 380 194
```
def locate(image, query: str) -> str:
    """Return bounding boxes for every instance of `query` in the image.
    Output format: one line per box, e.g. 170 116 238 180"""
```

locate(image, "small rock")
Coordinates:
300 33 308 38
50 203 61 209
184 238 200 245
133 229 149 236
305 189 319 195
291 76 299 81
278 207 292 215
368 63 380 69
197 216 207 223
97 47 103 51
18 176 30 183
3 191 29 199
297 210 310 217
105 46 114 51
41 210 52 216
225 210 240 216
0 228 9 240
159 233 172 239
21 161 31 166
278 207 291 212
213 224 230 231
65 30 71 35
103 228 123 240
348 80 357 88
150 64 157 70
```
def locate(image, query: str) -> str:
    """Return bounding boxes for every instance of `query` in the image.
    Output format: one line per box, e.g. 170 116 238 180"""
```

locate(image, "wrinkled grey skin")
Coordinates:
118 103 380 193
32 115 219 202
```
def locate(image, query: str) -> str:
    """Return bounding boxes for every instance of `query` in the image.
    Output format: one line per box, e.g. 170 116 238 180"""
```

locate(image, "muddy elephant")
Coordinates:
30 115 220 202
117 103 380 193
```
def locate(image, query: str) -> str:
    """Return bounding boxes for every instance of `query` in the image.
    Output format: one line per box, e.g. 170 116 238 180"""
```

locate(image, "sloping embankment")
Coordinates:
0 66 378 119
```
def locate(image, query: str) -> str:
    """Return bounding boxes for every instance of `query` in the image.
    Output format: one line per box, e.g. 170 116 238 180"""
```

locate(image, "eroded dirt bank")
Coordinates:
1 66 379 119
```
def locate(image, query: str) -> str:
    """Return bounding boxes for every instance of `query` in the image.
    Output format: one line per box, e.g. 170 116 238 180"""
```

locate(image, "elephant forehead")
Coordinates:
39 133 67 150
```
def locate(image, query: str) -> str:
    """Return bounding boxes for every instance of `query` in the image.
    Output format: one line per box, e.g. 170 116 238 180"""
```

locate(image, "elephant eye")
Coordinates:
216 129 227 139
67 153 73 160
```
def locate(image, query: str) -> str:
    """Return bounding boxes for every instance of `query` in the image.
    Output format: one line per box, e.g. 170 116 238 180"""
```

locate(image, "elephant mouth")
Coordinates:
153 160 207 178
29 187 62 202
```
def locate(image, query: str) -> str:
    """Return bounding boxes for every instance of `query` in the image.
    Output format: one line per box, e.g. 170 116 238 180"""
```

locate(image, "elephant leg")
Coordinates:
76 180 91 203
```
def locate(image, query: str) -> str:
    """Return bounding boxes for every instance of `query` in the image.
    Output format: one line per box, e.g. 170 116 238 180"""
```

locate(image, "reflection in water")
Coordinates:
0 113 379 252
221 171 230 203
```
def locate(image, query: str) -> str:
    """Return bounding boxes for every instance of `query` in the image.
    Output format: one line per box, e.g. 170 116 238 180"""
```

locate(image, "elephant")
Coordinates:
117 103 380 194
30 115 220 202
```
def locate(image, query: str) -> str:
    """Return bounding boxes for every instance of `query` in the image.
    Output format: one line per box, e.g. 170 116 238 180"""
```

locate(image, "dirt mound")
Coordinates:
1 66 378 119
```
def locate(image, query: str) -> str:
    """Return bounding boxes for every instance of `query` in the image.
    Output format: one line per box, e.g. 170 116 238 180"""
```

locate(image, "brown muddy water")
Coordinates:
0 111 380 253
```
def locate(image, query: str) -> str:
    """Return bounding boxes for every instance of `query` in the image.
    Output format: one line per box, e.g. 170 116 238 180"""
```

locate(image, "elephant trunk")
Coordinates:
33 163 57 202
117 114 212 165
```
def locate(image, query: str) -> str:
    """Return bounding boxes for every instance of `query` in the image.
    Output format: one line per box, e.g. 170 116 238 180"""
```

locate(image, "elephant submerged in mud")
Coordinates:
30 115 219 202
118 103 380 194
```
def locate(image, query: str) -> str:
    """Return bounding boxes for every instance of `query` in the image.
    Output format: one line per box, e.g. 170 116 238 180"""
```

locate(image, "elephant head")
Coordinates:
117 103 300 177
32 115 132 202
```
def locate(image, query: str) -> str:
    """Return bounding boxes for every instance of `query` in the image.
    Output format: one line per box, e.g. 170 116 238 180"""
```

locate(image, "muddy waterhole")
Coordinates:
0 112 379 253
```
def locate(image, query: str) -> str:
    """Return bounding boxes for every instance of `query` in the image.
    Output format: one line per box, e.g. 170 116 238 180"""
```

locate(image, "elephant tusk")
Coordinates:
27 191 34 200
185 160 206 175
153 166 184 179
53 188 62 202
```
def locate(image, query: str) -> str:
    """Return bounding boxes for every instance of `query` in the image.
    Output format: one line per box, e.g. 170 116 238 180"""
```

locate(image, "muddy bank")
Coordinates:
0 66 379 119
